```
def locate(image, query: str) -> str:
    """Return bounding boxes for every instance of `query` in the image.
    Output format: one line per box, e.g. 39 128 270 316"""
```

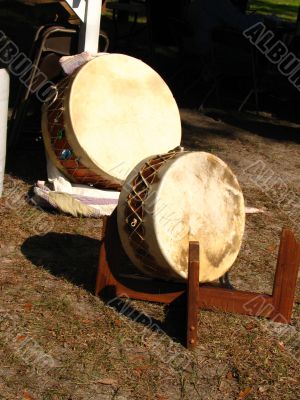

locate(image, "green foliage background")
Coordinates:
249 0 299 21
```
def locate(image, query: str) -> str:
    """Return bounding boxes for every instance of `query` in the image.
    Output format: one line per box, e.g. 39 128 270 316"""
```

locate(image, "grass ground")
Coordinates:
0 108 300 399
0 3 300 397
249 0 299 21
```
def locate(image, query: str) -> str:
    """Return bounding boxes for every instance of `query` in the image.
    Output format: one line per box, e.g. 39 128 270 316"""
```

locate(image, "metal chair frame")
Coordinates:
8 24 109 148
199 34 260 113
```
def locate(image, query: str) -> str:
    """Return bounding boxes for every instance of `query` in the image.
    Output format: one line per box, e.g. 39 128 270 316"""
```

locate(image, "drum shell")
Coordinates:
118 151 187 281
42 73 123 190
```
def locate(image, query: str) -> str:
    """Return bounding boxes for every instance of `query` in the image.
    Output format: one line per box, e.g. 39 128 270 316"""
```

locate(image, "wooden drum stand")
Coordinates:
96 213 300 350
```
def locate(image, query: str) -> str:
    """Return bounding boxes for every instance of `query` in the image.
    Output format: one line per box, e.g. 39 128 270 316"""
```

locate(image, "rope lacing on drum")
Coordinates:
47 77 69 148
47 76 69 121
44 75 122 191
124 150 180 266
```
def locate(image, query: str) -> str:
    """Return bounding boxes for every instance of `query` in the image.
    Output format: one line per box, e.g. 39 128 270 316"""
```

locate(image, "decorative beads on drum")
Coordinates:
59 149 73 160
57 129 64 140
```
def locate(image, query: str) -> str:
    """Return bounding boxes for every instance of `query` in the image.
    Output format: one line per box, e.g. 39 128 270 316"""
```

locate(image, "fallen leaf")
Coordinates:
267 245 276 253
23 303 33 312
245 322 256 331
23 391 34 400
277 341 285 352
133 368 143 378
227 368 240 381
237 387 253 400
16 335 27 342
128 354 145 362
226 371 234 380
80 319 92 324
133 364 151 378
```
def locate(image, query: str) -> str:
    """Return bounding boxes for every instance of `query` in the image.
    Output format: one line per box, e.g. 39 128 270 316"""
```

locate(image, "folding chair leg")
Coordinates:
199 81 218 111
184 74 204 95
9 26 77 148
100 31 110 52
239 89 254 112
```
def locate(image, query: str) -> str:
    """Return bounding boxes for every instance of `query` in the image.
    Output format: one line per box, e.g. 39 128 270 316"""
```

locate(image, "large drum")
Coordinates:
117 150 245 282
42 54 181 190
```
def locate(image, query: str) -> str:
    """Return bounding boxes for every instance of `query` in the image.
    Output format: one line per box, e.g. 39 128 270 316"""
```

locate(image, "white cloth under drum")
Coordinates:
32 157 119 218
32 178 119 218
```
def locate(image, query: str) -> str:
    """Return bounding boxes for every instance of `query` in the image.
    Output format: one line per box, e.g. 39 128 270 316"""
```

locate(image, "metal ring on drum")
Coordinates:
117 151 245 283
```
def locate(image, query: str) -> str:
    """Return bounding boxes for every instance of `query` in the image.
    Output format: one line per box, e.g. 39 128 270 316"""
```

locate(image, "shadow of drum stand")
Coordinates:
96 213 300 350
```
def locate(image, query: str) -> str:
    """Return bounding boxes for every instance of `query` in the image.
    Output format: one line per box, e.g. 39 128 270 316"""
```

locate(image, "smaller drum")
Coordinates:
117 150 245 282
42 54 181 190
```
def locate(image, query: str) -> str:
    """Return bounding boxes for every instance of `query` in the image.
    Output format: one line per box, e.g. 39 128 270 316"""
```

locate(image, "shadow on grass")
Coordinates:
181 110 300 147
103 290 187 346
204 110 300 143
21 232 188 345
21 232 100 293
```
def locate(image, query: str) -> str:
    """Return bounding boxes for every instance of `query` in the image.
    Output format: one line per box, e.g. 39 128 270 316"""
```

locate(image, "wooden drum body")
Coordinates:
117 151 245 283
42 54 181 189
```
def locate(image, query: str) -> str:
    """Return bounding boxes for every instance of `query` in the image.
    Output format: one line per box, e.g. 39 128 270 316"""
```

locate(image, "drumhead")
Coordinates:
117 151 245 282
63 54 182 182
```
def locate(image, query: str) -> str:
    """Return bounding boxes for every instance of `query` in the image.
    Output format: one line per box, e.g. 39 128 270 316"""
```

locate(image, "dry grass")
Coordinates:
0 109 299 399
